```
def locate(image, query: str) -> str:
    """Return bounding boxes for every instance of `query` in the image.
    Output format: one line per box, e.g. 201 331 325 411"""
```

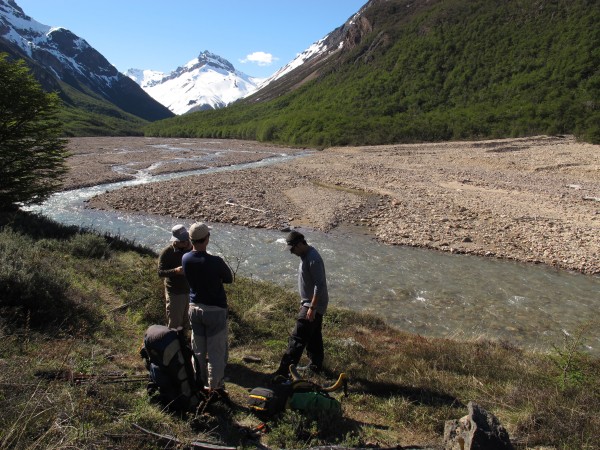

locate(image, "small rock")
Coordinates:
242 355 262 363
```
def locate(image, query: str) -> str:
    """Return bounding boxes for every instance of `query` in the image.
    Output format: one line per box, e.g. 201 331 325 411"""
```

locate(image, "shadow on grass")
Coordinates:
0 210 152 335
350 375 463 408
226 362 271 390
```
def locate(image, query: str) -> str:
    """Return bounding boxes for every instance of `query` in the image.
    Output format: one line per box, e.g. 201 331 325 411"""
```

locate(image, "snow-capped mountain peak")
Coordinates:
0 0 173 122
125 68 165 87
126 50 264 115
1 0 50 51
1 0 117 83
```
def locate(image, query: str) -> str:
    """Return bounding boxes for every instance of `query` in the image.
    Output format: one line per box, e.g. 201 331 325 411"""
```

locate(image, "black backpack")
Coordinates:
248 384 292 418
140 325 205 412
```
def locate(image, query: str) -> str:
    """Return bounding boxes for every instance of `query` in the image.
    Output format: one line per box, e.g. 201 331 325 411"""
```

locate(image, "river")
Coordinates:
28 150 600 355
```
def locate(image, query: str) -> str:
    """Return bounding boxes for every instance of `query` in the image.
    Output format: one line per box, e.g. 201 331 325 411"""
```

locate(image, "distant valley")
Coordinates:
1 0 599 145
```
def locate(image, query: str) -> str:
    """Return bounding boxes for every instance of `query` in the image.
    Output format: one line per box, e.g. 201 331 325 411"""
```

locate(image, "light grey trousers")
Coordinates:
189 303 228 389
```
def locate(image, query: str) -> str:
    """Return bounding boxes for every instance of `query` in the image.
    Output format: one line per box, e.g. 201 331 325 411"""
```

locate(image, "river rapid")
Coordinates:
29 150 600 355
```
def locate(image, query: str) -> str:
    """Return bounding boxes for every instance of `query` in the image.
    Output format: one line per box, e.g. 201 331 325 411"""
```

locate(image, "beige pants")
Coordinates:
165 290 189 330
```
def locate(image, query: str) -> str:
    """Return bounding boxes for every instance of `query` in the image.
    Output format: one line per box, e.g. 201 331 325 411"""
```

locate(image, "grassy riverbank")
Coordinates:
1 211 598 449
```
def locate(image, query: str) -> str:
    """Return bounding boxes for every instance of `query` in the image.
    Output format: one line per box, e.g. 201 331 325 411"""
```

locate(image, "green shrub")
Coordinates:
68 233 111 259
0 229 98 330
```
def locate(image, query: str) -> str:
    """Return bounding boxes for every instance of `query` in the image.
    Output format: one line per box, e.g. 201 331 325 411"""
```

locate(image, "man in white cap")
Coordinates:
182 222 233 399
157 224 192 330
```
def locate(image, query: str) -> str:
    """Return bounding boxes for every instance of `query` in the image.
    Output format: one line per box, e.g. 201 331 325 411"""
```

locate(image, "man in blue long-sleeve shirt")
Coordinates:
273 230 329 380
182 222 233 396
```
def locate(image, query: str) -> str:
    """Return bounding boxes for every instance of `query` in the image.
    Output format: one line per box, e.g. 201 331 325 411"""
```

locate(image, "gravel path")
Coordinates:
64 136 600 274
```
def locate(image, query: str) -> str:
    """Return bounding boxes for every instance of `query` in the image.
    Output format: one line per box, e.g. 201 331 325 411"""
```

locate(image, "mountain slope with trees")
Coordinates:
145 0 600 146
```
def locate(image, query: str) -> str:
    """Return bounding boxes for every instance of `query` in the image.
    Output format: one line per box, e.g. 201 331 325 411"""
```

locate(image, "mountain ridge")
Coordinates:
146 0 600 146
0 0 174 135
125 50 263 114
252 3 371 98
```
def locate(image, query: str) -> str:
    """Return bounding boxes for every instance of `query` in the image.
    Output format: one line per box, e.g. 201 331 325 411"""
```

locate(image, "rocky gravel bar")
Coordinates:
65 136 599 275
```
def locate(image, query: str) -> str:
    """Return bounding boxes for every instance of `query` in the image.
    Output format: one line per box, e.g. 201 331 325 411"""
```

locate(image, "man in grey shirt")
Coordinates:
273 230 329 380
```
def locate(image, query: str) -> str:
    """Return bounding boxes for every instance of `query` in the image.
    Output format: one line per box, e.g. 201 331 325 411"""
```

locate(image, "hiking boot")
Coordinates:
270 370 290 385
213 387 229 398
208 387 232 405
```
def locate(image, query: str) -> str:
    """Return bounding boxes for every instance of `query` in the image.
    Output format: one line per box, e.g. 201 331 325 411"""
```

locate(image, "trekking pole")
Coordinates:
96 375 149 384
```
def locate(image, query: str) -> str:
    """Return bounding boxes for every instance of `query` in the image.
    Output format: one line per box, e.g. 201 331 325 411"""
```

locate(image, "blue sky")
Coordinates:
16 0 367 78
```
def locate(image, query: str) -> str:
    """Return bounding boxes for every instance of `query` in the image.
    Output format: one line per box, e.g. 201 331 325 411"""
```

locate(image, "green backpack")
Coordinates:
288 390 342 415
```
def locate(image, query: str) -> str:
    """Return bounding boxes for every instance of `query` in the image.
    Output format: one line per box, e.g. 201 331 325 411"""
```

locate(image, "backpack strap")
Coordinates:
291 379 320 393
288 364 348 396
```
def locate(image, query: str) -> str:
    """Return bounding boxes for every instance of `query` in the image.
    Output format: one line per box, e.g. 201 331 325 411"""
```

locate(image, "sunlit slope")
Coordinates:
145 0 600 146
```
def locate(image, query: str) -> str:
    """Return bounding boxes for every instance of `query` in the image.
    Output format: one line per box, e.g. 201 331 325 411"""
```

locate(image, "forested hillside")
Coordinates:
145 0 600 146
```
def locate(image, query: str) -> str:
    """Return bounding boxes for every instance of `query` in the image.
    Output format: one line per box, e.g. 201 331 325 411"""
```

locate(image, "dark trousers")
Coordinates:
276 306 324 375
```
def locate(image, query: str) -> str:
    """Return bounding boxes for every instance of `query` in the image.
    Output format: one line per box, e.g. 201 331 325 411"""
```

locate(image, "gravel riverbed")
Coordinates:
64 136 600 274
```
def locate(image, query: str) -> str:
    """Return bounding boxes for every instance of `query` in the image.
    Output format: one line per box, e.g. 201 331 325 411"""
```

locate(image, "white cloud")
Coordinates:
240 51 278 66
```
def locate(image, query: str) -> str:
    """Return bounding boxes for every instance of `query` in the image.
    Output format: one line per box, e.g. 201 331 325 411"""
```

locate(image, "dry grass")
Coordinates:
1 211 599 449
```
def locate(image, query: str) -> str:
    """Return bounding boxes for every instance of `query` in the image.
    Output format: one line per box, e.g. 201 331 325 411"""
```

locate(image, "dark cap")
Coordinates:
285 230 305 250
170 224 190 242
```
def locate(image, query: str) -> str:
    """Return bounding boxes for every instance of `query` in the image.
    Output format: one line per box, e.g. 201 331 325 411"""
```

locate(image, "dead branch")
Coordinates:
132 423 237 450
